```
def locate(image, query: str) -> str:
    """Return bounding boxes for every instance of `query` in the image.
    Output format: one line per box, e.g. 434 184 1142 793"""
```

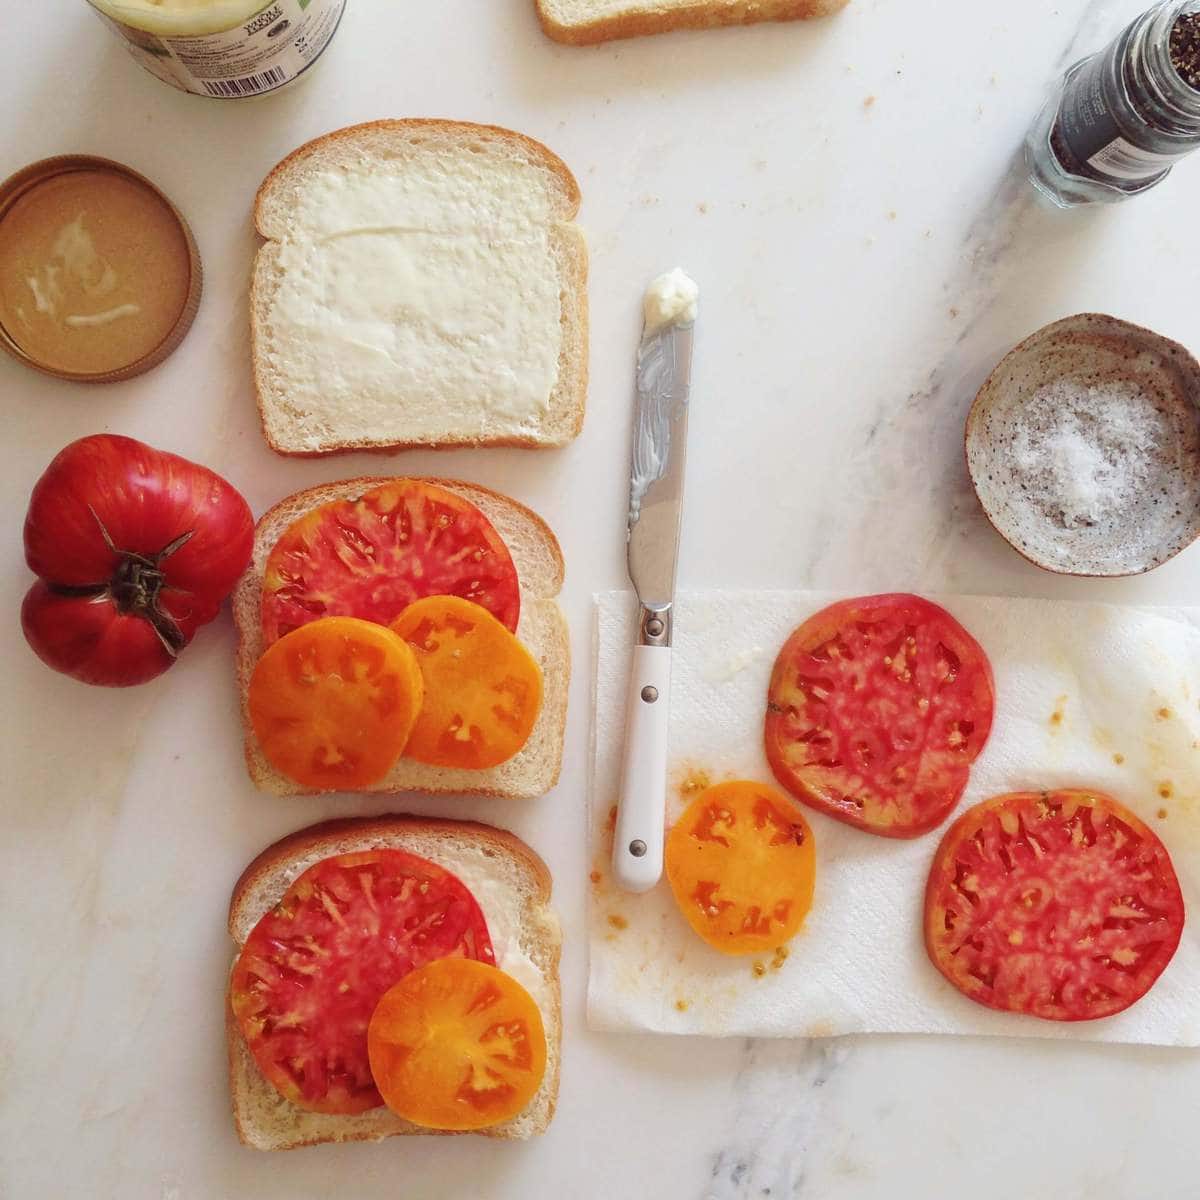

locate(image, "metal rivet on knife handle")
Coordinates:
641 685 659 703
629 840 647 857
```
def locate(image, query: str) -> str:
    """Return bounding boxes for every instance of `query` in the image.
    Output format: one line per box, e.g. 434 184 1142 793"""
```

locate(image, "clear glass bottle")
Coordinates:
1025 0 1200 206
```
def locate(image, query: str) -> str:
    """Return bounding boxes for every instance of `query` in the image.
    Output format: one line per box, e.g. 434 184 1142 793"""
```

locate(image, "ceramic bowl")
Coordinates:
965 313 1200 577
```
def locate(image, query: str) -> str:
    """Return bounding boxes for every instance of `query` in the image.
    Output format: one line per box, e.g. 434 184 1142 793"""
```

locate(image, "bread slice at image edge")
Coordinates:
536 0 849 45
233 477 570 800
227 815 563 1149
251 119 588 455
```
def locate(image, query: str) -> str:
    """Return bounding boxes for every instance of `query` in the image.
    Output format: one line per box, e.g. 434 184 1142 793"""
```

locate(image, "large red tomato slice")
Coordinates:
260 481 520 644
925 790 1184 1021
230 849 495 1114
22 435 254 687
765 594 995 838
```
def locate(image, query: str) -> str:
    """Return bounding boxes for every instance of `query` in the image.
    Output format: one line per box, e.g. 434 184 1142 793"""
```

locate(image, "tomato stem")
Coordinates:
73 506 195 654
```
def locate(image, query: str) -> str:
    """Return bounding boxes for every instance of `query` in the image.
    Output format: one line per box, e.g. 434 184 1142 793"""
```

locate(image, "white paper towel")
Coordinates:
588 591 1200 1045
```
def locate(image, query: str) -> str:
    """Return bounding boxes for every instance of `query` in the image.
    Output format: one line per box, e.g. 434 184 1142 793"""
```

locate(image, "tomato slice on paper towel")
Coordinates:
261 481 520 643
666 780 816 956
765 593 995 838
368 958 546 1131
924 790 1184 1021
230 850 495 1114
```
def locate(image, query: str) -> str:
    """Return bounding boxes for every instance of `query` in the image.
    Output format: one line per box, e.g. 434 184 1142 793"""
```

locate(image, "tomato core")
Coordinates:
51 513 195 654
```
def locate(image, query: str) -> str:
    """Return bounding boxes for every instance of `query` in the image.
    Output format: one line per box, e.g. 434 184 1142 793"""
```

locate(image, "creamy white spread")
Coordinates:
24 216 134 327
643 267 699 333
65 303 142 328
91 0 269 36
267 160 563 444
442 855 555 1018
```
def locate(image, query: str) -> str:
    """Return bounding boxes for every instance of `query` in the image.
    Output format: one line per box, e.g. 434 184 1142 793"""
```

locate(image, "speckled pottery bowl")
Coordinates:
966 313 1200 577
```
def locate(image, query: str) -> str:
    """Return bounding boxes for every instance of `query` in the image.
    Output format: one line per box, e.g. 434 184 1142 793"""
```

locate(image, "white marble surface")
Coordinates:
4 1 1200 1197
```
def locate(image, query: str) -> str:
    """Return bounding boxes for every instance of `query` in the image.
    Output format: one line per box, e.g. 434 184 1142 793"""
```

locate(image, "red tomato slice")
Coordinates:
229 850 494 1114
765 594 995 838
925 790 1184 1021
260 481 520 644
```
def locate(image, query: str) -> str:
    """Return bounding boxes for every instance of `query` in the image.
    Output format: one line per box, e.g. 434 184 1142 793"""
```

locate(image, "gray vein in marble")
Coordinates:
702 1039 851 1200
803 0 1144 594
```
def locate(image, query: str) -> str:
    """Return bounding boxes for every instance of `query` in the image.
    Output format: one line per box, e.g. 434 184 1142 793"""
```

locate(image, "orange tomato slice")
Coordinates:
367 958 547 1131
248 616 423 789
665 780 817 956
390 596 542 770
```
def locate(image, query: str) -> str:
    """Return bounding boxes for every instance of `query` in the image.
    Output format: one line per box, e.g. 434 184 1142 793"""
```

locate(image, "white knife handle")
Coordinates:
613 642 672 893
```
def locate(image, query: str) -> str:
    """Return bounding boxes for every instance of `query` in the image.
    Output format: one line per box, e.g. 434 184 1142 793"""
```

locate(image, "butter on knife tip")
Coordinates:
643 268 699 334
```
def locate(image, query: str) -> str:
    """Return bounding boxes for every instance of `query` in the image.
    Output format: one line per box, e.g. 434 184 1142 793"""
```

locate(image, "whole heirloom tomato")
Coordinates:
22 435 254 687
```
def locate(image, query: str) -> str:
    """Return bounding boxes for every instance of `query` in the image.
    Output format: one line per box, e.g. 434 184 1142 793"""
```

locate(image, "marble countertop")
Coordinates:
5 1 1200 1197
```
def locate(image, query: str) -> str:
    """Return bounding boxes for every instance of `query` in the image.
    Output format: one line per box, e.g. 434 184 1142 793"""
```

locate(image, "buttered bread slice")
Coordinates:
251 120 588 455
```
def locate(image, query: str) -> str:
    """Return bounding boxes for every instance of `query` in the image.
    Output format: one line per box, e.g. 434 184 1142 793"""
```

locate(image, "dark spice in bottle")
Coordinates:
1028 1 1200 205
1170 12 1200 87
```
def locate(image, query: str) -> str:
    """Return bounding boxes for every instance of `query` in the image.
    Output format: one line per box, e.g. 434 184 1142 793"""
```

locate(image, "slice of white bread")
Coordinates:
233 477 569 799
251 119 588 455
227 815 562 1149
536 0 848 44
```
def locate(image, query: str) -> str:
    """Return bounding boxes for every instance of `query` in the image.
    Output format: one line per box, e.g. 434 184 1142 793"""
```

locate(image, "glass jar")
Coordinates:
1025 0 1200 206
87 0 346 99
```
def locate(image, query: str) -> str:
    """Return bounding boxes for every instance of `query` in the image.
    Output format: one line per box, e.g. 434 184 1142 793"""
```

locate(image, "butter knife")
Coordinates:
612 270 697 893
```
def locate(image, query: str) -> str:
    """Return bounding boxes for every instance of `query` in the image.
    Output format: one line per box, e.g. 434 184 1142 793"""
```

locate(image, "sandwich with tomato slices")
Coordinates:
232 477 569 798
228 815 562 1148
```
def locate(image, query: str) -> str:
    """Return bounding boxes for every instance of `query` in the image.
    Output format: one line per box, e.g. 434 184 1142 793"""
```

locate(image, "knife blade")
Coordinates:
612 277 696 893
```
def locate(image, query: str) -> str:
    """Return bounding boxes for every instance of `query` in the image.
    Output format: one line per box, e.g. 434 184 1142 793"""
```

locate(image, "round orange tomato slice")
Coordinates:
666 780 816 956
260 481 520 644
367 958 547 1131
390 596 542 770
248 616 423 789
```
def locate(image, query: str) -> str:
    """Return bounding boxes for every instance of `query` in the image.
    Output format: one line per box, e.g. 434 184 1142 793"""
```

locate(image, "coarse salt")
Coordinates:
1009 379 1167 528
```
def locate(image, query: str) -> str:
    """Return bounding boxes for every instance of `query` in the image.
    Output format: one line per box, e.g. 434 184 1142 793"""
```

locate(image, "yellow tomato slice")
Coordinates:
390 596 542 769
665 780 817 956
247 616 423 789
367 958 547 1131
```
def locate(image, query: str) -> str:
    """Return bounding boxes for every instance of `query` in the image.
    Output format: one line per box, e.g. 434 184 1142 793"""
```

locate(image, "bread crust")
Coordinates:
251 119 586 456
254 118 581 234
235 477 568 800
229 814 553 938
248 476 565 588
226 815 561 1149
537 0 848 44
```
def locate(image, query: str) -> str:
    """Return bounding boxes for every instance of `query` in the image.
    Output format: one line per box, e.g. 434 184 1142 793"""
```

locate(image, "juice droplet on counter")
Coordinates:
607 914 628 931
678 768 713 797
675 998 690 1012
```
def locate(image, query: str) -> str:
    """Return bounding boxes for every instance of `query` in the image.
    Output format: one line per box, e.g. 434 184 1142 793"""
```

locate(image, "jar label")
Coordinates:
1085 136 1184 181
91 0 345 99
1056 51 1187 183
